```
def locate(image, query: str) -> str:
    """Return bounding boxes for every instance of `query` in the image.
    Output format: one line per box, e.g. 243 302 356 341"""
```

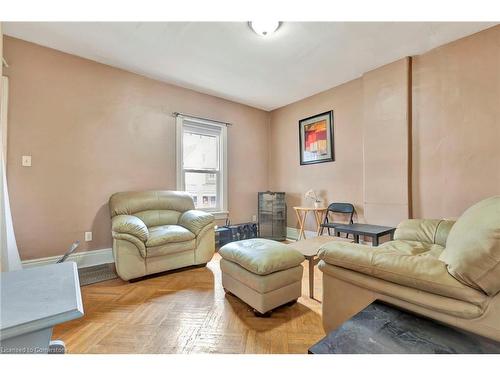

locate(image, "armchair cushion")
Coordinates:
318 240 486 306
146 225 196 247
440 196 500 296
112 215 149 242
178 210 214 235
110 191 195 217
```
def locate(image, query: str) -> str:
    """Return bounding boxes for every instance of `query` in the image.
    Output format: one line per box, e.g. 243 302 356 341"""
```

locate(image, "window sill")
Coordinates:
211 211 229 220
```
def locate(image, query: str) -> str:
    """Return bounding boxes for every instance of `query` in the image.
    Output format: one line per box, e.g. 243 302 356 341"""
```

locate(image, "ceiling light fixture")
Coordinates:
248 21 281 37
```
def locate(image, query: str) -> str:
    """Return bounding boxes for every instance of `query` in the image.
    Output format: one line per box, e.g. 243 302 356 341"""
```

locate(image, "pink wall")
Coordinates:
412 26 500 218
270 25 499 232
4 25 499 258
269 79 365 232
362 58 410 226
4 36 270 260
269 59 411 232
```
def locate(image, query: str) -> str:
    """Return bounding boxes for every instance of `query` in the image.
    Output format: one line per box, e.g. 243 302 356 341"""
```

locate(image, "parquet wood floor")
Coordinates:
52 253 325 354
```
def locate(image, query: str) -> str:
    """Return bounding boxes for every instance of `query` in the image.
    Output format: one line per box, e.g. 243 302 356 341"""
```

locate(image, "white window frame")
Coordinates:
176 115 228 220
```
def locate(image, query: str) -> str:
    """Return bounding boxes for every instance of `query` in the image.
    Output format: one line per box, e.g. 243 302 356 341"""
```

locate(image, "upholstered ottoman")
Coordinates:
219 238 305 316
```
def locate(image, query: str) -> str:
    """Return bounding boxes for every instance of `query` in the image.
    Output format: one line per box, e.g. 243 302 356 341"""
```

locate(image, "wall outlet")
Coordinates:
84 232 93 242
22 155 32 167
252 215 257 222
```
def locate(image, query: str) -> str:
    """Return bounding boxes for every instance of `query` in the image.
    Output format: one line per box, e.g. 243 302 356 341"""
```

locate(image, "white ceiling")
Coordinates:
3 22 497 110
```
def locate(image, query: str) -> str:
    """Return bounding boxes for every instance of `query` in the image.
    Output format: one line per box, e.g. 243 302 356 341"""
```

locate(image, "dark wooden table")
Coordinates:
309 302 500 354
333 223 396 246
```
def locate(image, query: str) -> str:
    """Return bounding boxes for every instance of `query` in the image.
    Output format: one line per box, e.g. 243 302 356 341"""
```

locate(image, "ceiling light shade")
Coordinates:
249 21 280 37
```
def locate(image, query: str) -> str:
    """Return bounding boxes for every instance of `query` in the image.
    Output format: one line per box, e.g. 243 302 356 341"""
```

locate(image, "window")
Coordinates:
176 115 228 218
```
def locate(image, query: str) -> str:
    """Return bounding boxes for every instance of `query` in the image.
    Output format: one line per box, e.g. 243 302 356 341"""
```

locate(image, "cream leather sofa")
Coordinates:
318 196 500 341
109 191 215 281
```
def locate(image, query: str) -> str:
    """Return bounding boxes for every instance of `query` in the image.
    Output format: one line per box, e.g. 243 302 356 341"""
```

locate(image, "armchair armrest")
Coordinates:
178 210 214 235
111 215 149 242
393 219 442 244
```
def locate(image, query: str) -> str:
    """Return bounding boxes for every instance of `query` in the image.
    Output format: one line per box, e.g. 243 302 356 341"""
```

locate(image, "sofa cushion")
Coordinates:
146 225 196 247
318 240 486 305
439 196 500 296
394 219 442 244
219 239 305 276
372 239 444 257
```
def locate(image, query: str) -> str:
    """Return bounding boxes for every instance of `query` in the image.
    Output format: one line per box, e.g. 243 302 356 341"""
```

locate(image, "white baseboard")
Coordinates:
22 248 113 269
286 227 320 241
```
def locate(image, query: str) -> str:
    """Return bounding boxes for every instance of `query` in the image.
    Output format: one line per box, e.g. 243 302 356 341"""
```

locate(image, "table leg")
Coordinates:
390 231 395 241
314 210 325 236
294 209 308 240
308 257 314 300
48 340 66 354
372 236 379 246
354 234 359 243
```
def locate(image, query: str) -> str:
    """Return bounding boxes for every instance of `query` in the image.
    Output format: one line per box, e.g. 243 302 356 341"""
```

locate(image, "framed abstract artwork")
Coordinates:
299 110 334 165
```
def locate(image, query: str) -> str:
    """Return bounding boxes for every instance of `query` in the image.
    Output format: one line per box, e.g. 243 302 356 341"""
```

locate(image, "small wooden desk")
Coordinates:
293 206 327 240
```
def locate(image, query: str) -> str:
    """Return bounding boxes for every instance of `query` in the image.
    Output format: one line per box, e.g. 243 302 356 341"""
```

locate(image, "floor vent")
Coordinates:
78 263 117 286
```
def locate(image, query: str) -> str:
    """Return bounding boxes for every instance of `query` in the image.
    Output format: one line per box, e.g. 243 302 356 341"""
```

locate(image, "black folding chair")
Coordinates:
320 203 355 237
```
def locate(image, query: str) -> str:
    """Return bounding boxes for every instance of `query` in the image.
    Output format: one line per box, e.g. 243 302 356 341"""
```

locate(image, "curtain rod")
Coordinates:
172 112 232 126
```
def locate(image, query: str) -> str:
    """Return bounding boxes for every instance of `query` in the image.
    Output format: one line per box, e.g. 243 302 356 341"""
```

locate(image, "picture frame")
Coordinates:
299 110 334 165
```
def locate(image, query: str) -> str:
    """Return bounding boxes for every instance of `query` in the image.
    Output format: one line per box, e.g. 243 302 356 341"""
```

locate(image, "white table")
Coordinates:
0 262 84 354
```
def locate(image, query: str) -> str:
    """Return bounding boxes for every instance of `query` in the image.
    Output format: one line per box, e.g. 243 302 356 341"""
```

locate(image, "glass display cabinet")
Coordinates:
258 191 286 240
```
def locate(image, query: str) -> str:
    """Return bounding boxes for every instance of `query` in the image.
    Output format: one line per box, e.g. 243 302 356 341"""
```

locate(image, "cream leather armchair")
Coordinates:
318 196 500 341
109 191 215 281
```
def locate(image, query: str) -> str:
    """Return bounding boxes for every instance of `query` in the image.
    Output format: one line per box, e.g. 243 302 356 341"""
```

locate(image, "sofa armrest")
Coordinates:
112 215 149 242
178 210 214 235
318 241 372 266
393 219 443 244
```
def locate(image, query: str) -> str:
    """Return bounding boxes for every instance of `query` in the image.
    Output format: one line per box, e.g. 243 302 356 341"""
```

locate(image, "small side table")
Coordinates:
293 206 327 240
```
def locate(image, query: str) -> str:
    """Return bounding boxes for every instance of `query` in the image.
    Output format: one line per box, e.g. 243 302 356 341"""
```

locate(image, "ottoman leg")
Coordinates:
253 309 272 318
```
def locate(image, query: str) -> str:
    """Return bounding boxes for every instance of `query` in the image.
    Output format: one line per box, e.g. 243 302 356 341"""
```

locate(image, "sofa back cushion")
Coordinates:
434 220 456 247
109 191 195 227
394 219 442 244
439 196 500 295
